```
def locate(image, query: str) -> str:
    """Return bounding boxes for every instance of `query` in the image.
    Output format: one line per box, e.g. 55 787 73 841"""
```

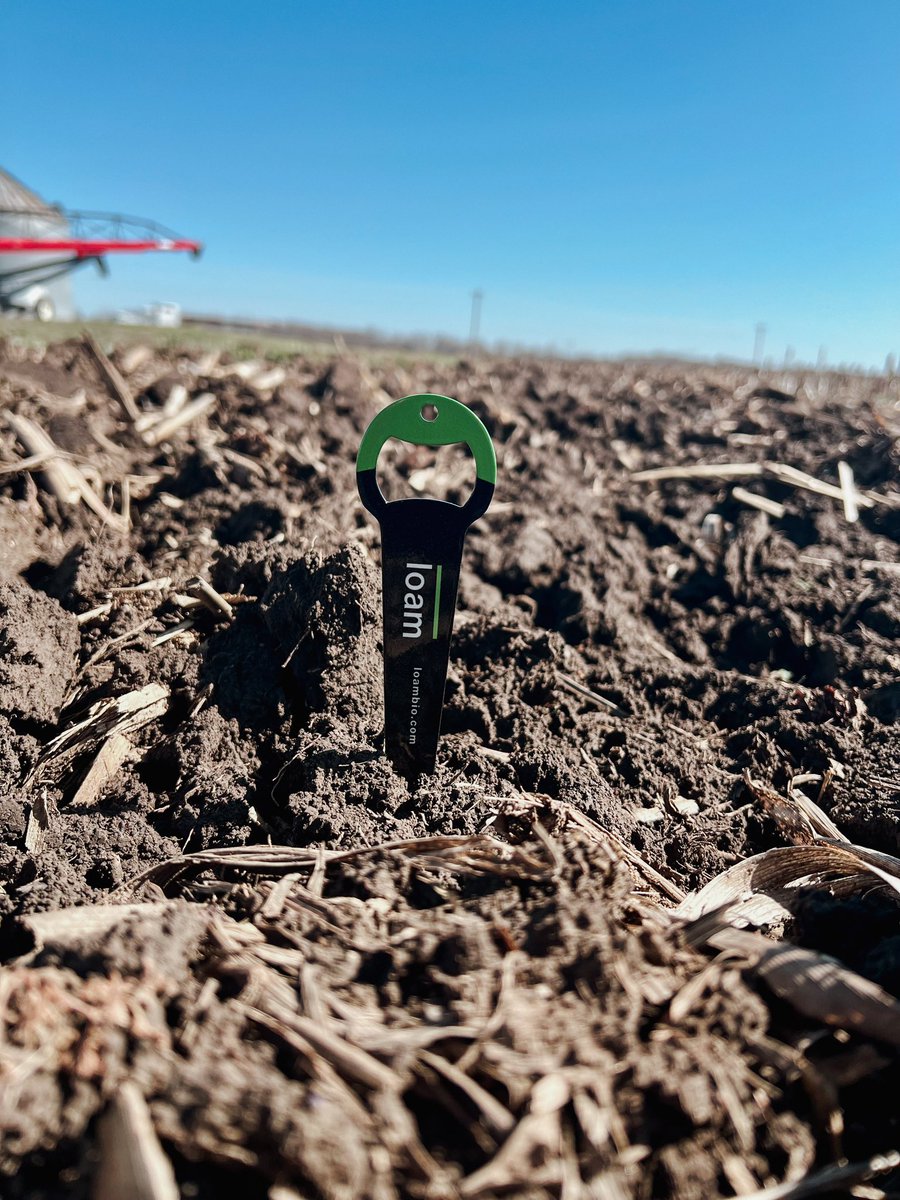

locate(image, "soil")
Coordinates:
0 333 898 1198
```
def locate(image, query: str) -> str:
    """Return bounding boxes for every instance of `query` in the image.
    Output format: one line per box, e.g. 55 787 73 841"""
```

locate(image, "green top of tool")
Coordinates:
357 393 497 485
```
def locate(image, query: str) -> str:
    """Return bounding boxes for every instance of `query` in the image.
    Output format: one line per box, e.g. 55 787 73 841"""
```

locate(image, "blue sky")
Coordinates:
5 1 899 364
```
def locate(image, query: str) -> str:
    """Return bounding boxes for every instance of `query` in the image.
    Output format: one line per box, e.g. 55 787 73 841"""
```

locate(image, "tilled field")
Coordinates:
0 332 899 1199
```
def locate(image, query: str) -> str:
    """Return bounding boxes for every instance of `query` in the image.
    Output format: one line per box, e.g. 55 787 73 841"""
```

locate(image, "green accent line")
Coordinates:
357 394 497 484
432 564 443 639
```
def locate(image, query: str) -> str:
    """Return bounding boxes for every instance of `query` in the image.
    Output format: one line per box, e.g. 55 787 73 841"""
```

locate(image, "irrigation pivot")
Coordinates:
357 394 496 777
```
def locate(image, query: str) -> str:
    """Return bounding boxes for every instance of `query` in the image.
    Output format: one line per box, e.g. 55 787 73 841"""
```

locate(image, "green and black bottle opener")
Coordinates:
357 394 496 777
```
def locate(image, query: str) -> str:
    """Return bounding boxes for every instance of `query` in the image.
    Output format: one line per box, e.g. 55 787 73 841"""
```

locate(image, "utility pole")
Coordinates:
817 345 828 370
469 289 483 346
753 322 766 364
784 346 795 367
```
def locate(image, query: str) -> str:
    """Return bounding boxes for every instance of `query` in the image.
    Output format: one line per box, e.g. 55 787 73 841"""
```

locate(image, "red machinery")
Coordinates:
0 211 202 259
0 170 202 319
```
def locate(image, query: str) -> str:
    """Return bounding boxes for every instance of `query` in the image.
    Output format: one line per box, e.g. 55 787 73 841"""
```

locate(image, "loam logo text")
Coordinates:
401 563 433 639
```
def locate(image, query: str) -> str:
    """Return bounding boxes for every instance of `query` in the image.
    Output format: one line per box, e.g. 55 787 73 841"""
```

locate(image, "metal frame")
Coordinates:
0 207 201 302
0 254 104 290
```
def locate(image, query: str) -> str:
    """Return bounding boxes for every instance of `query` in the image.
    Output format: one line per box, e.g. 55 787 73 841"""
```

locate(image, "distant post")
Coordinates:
469 289 484 346
753 322 766 364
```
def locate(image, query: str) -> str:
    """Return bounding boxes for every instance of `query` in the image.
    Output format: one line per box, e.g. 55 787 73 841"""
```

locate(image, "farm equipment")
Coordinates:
0 168 201 320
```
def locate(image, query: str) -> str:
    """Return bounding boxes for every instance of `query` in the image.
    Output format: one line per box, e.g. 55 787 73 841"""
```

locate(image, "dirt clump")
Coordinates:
0 577 78 725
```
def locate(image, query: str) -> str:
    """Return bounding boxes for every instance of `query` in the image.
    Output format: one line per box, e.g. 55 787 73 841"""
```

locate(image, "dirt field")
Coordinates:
0 330 898 1199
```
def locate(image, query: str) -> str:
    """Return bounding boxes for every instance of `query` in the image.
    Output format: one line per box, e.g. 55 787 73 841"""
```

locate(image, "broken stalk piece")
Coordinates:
357 394 496 778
